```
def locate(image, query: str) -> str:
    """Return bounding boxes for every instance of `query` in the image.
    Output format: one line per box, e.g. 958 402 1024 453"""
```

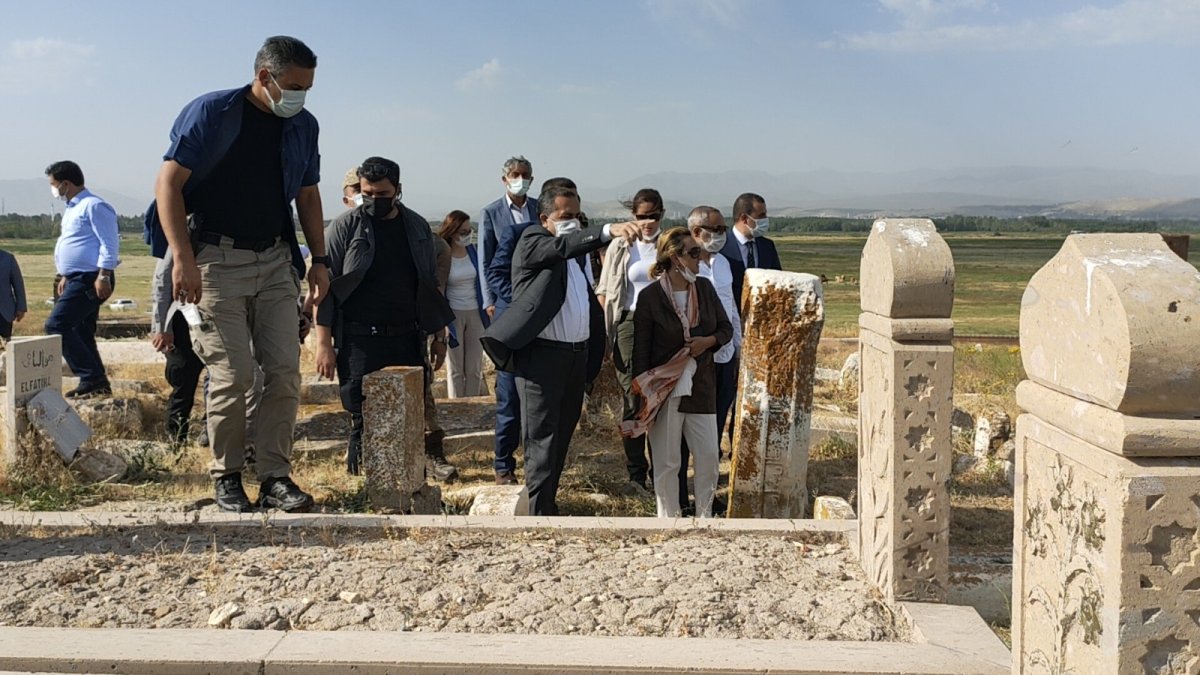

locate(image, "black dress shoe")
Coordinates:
215 473 253 512
258 476 314 512
494 469 518 485
66 380 112 399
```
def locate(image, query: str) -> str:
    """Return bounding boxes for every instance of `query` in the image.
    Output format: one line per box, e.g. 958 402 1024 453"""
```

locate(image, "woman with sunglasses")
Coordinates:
435 210 489 398
596 188 668 493
623 227 732 518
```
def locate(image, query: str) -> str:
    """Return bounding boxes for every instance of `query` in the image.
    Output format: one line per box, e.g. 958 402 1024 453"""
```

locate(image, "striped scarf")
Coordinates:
620 274 698 438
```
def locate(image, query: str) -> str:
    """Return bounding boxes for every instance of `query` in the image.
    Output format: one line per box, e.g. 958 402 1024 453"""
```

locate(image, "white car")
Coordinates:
108 299 137 311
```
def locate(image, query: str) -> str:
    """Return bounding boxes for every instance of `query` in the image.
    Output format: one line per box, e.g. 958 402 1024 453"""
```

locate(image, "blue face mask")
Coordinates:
749 216 769 238
268 75 307 118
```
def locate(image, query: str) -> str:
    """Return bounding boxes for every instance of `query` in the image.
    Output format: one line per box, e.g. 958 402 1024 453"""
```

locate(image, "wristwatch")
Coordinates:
310 255 331 267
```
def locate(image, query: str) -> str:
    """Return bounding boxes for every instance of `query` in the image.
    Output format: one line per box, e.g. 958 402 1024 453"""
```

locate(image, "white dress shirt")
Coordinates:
623 240 658 311
700 255 742 364
506 193 533 225
537 224 615 343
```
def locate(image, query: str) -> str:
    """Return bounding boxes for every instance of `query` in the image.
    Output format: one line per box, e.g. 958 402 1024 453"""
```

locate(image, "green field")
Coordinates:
776 233 1104 336
3 232 1189 338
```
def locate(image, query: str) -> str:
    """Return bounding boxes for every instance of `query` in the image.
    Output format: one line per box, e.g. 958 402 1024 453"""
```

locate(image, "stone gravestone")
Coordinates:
728 270 824 519
857 219 954 603
3 336 63 464
362 366 440 514
1012 234 1200 674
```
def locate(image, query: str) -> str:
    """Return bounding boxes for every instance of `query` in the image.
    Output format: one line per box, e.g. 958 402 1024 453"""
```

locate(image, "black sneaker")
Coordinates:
258 476 314 512
427 452 459 482
66 380 112 399
215 473 253 512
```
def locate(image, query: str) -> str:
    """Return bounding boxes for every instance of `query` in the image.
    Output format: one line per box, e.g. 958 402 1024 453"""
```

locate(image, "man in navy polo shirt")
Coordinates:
146 36 329 513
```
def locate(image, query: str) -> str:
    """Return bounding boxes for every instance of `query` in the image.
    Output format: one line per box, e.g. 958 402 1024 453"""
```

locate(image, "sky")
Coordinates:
1 0 1198 216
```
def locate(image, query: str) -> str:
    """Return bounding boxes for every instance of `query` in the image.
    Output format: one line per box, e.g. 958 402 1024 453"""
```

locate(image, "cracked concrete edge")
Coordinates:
0 625 1009 675
0 511 858 536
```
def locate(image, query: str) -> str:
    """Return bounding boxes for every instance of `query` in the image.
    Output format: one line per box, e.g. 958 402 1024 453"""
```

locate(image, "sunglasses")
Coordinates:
683 246 702 259
360 162 399 184
636 212 664 222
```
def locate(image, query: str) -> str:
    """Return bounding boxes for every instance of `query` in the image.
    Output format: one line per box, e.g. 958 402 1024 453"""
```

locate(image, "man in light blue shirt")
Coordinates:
45 160 120 398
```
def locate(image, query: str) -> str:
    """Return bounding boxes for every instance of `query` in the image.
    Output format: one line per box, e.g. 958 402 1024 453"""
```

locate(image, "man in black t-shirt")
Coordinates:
315 157 455 477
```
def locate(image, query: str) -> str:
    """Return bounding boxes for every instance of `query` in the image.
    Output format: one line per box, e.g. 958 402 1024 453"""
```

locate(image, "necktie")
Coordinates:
746 241 756 268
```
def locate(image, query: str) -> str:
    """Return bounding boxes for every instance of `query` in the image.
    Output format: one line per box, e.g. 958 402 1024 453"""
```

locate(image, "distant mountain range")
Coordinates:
2 165 1198 220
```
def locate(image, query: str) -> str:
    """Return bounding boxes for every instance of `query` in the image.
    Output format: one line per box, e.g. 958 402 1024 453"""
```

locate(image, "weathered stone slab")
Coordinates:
1020 233 1200 415
813 495 855 520
300 377 339 405
1013 413 1200 674
859 219 955 319
728 270 824 519
26 389 90 462
362 367 435 514
71 449 128 482
857 218 954 604
468 485 529 516
3 336 63 465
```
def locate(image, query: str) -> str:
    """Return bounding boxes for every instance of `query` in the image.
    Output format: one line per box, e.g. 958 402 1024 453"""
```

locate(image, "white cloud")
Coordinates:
826 0 1200 52
455 58 504 93
0 37 96 89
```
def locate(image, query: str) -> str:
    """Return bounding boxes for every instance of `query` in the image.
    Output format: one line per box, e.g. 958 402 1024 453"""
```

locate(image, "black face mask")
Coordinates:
362 195 395 220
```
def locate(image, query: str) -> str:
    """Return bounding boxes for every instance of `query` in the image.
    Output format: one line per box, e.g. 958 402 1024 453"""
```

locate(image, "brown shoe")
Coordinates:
494 469 518 485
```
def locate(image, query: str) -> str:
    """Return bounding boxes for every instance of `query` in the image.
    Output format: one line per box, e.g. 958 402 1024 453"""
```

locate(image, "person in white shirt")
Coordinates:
596 188 669 493
480 187 639 515
688 206 743 449
435 210 489 398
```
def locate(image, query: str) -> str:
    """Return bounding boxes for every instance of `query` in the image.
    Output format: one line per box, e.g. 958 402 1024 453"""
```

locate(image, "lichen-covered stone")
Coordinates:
728 270 824 519
362 367 433 513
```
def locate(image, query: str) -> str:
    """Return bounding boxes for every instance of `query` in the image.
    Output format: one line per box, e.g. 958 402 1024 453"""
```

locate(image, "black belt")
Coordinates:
198 232 280 252
533 337 588 352
343 321 419 337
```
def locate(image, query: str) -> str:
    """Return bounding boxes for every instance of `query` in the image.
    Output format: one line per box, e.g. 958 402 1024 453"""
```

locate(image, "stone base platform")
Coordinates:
0 512 1009 674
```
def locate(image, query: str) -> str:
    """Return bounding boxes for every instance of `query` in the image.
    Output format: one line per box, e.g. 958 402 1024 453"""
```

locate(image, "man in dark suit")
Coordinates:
481 187 638 516
477 156 539 485
720 192 782 309
0 247 27 339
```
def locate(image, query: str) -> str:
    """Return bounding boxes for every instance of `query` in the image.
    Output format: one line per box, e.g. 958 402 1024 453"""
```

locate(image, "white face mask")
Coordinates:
676 261 697 284
507 177 531 197
267 75 307 118
456 232 473 247
641 228 661 243
749 216 769 238
702 232 726 253
353 193 364 207
553 218 581 236
50 185 65 201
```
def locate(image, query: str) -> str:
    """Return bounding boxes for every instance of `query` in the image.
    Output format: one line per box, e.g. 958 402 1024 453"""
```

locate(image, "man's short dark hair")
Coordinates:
539 187 578 219
540 177 576 192
357 156 401 188
45 161 84 186
254 36 317 76
732 192 765 221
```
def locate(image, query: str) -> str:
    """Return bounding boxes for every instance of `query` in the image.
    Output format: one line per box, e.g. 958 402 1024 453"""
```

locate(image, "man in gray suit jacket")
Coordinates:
477 155 539 485
0 248 27 339
481 187 638 515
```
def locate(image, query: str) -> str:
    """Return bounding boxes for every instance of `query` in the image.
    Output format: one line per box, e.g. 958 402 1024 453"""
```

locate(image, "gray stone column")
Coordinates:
857 219 954 603
1013 234 1200 674
362 366 439 514
728 270 824 519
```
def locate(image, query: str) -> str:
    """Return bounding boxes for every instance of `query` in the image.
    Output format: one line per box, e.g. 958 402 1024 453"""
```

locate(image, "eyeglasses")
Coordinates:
683 246 702 259
636 212 664 222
